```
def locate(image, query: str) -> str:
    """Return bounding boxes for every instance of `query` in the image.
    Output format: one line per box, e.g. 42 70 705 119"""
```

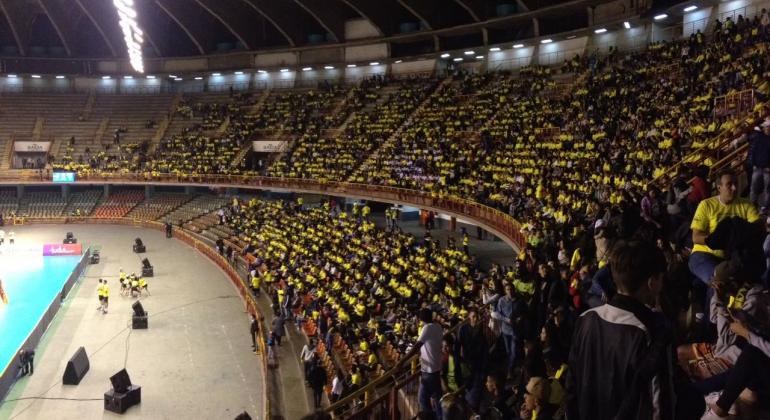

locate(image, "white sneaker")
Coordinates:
701 407 728 420
703 392 734 417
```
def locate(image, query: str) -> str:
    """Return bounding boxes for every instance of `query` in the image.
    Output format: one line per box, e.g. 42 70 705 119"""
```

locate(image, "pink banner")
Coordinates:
43 244 82 256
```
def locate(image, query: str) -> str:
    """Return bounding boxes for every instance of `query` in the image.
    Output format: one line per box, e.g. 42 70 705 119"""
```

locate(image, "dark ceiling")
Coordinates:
0 0 615 59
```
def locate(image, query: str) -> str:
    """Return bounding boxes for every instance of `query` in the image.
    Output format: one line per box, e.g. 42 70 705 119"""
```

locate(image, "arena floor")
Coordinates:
0 225 264 420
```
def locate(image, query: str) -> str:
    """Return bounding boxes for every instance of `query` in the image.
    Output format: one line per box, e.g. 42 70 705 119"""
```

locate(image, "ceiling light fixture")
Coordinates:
654 14 668 20
324 65 335 69
440 53 451 58
513 44 524 48
302 67 312 71
31 74 41 79
112 0 145 73
683 5 697 12
369 62 380 66
55 75 65 79
624 21 631 29
489 47 501 52
594 28 607 34
347 64 357 68
540 39 553 44
464 50 475 55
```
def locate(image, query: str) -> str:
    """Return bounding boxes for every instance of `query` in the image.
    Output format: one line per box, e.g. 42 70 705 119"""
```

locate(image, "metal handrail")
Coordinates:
2 172 527 252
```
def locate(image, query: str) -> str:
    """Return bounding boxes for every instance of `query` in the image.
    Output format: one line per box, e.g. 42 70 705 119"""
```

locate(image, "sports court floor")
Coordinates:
0 224 264 420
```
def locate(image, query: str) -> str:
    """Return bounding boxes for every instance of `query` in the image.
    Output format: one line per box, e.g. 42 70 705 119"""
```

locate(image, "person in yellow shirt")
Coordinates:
690 170 760 316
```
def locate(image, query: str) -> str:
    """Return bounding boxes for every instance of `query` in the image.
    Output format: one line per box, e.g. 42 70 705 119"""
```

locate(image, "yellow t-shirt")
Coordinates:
691 197 759 257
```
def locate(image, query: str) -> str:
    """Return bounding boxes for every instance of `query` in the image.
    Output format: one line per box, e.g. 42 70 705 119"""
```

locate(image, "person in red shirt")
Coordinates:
687 165 710 212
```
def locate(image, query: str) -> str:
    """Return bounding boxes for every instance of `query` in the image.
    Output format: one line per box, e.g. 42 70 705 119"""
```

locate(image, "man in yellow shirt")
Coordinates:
689 170 759 318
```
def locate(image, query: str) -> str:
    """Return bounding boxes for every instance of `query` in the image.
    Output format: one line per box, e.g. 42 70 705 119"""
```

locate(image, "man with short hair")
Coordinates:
689 170 760 319
566 240 703 420
398 308 444 418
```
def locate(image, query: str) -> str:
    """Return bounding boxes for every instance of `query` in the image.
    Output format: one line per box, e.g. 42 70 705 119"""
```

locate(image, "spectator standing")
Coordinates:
457 308 487 410
300 340 316 382
747 120 770 207
272 313 286 346
495 283 525 375
397 308 443 418
308 359 327 409
250 313 260 353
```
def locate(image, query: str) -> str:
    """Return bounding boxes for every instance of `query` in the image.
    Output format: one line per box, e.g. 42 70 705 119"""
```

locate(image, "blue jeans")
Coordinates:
688 251 721 285
418 371 442 418
501 333 516 371
688 251 721 321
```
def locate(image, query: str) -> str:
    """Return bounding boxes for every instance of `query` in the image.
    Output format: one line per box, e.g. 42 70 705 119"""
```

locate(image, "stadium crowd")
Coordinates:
36 8 770 420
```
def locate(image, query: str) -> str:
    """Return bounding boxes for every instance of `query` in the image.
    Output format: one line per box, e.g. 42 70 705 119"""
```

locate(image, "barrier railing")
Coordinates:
649 101 769 188
3 173 526 252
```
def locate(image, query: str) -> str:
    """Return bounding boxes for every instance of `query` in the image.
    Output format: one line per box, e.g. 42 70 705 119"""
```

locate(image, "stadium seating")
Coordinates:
91 190 146 218
64 190 103 216
124 193 192 221
18 192 67 218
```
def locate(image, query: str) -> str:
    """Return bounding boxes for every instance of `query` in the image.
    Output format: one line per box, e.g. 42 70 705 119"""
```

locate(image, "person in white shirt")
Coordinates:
300 340 316 382
397 307 444 418
331 369 344 403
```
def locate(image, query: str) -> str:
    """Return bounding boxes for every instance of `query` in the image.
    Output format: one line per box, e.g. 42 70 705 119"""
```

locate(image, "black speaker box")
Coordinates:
132 244 146 253
142 266 153 277
104 385 141 414
110 368 132 393
132 315 148 329
62 346 90 385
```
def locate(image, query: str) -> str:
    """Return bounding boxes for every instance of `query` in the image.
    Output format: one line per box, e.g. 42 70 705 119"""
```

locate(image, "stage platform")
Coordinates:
0 225 264 420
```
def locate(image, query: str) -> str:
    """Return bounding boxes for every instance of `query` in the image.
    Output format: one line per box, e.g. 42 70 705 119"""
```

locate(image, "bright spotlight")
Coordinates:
112 0 145 73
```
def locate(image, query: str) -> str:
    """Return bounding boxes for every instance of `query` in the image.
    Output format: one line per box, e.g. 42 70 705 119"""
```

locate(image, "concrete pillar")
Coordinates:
225 188 238 196
450 216 457 232
184 186 194 195
16 185 24 198
103 184 111 197
62 184 70 200
144 185 154 199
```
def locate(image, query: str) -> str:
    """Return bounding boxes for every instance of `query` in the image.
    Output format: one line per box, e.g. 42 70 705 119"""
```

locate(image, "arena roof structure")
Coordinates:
0 0 639 59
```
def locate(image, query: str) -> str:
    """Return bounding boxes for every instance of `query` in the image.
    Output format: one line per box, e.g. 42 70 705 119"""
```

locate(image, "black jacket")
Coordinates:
566 295 675 420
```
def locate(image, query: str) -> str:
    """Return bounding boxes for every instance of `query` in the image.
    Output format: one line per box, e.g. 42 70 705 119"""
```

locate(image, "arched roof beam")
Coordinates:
293 0 348 42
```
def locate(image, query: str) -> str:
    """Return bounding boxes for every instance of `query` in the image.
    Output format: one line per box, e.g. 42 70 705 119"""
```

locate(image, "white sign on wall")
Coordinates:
14 141 51 152
253 141 288 153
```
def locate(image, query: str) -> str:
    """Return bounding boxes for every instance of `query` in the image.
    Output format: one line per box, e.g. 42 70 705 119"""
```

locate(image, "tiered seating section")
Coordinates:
64 190 103 215
18 192 67 218
161 195 230 224
124 193 192 220
91 190 145 218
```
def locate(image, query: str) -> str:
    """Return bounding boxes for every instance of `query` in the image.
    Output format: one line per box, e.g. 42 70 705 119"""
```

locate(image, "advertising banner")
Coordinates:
43 244 82 256
252 141 287 153
14 142 51 152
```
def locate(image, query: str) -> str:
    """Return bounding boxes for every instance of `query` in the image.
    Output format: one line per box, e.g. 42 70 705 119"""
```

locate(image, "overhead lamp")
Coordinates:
464 50 475 55
624 21 631 29
257 70 267 74
394 60 402 64
476 56 484 60
347 64 357 68
123 75 133 79
369 61 380 66
211 72 221 76
594 28 607 34
440 53 450 58
7 74 17 78
168 74 177 78
279 68 289 73
234 71 244 75
654 14 668 20
324 65 335 69
146 75 156 79
102 76 111 80
302 67 312 71
489 47 501 52
55 75 65 79
540 39 553 44
194 76 203 80
31 74 41 79
453 57 463 62
513 44 524 49
174 78 183 81
683 5 697 12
